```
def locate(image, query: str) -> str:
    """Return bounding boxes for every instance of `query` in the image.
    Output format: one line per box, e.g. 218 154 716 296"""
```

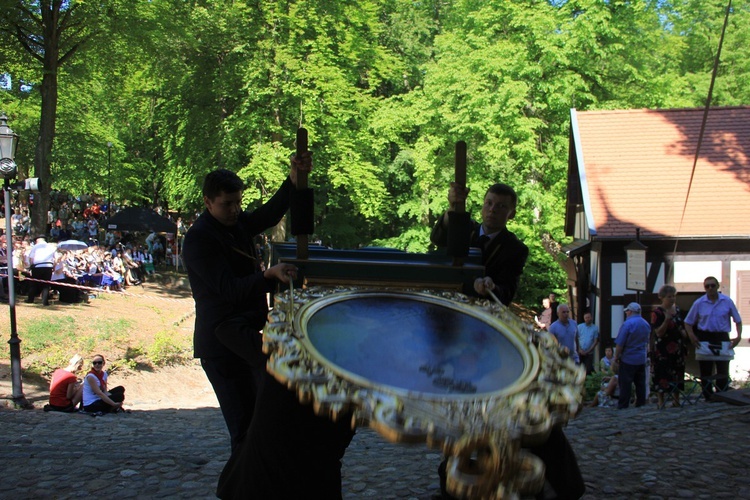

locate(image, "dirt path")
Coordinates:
1 361 219 410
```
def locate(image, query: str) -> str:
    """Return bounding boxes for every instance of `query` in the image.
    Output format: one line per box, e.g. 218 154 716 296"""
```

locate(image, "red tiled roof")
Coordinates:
571 106 750 239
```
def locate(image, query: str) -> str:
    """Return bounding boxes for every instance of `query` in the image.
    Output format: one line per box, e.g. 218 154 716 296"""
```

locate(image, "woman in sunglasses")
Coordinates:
82 355 126 413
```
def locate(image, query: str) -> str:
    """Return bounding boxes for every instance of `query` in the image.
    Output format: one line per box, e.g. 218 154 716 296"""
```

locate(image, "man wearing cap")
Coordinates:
26 235 56 306
613 302 651 409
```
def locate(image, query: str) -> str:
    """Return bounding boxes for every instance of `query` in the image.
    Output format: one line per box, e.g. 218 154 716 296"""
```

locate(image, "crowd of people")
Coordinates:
3 234 165 306
9 192 110 242
0 190 194 305
532 278 743 411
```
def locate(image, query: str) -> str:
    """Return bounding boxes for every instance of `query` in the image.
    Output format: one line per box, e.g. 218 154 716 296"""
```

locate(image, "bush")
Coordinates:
583 371 605 401
147 331 191 367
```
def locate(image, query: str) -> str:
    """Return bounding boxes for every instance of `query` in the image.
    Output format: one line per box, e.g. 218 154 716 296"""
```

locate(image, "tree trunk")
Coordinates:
32 70 57 237
30 2 61 238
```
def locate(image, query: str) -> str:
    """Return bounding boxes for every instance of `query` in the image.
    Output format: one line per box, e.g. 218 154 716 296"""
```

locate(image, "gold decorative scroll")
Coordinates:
263 286 585 499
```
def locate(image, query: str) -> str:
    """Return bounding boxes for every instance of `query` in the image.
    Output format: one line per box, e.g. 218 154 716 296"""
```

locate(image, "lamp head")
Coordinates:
0 114 20 179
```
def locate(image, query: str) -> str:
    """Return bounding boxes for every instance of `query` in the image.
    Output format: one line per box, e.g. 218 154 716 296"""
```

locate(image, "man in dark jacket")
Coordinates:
186 158 354 499
431 182 528 305
431 182 584 500
183 161 305 452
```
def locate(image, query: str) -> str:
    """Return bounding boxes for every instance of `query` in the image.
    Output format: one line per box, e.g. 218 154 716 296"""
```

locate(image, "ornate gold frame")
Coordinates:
264 286 585 499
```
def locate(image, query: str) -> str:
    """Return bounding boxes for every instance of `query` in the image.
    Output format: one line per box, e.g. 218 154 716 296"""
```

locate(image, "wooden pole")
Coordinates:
452 141 467 267
296 127 309 260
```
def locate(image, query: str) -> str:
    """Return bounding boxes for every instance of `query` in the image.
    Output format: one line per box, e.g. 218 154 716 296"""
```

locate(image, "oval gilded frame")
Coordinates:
295 289 539 401
263 286 584 499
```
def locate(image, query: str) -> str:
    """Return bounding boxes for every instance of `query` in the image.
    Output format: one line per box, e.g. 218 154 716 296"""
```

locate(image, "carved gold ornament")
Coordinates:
263 286 584 499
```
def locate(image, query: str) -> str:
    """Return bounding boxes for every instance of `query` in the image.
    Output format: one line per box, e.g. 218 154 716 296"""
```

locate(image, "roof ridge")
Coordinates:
575 105 750 115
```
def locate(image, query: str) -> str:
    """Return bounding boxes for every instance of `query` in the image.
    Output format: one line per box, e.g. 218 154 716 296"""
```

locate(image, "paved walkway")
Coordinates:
1 397 750 499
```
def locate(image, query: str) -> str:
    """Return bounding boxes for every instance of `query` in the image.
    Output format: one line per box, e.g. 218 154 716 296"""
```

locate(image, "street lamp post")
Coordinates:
107 142 112 209
0 113 31 408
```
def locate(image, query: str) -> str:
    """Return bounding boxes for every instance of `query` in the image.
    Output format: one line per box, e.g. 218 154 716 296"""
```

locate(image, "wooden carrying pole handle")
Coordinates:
296 127 308 189
295 128 309 260
451 141 468 266
454 140 467 213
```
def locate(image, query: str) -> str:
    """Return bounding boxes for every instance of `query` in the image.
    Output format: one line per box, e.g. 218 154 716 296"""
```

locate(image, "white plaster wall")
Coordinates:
610 304 624 340
729 260 750 308
729 260 750 383
611 263 627 296
674 261 722 283
733 347 749 383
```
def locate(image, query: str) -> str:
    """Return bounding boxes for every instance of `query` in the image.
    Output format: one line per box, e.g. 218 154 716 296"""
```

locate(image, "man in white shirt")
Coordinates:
145 231 158 252
684 276 743 400
26 235 57 306
86 217 99 244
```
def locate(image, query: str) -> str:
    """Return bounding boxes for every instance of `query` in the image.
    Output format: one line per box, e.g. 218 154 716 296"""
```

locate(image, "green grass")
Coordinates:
21 316 79 351
146 330 192 367
18 314 193 377
91 318 133 341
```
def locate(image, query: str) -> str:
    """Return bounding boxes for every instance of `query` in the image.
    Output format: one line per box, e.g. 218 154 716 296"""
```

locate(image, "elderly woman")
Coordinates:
651 284 688 408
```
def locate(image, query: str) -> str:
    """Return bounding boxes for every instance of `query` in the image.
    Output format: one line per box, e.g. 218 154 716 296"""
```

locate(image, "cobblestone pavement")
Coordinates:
1 398 749 499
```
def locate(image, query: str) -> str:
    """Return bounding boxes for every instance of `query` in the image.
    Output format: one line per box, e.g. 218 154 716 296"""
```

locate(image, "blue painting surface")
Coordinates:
306 296 525 395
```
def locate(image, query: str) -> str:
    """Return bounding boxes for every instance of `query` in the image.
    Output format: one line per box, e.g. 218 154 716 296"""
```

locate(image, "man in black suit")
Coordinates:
431 182 584 499
186 159 355 499
431 182 528 306
182 160 307 453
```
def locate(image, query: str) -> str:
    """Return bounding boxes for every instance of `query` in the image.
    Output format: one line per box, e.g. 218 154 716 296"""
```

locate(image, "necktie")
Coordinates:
476 234 491 250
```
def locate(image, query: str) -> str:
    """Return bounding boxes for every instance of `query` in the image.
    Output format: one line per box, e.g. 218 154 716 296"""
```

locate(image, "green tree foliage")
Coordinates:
2 0 749 306
0 0 133 234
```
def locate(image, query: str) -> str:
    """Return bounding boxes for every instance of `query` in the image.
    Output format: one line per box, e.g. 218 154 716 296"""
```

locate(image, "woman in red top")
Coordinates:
45 354 84 412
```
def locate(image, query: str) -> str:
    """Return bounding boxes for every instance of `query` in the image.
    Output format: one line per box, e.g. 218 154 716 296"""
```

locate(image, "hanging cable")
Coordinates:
670 0 733 276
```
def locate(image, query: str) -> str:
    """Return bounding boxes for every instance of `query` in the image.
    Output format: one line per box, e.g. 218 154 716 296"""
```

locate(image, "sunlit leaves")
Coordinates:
3 0 750 305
